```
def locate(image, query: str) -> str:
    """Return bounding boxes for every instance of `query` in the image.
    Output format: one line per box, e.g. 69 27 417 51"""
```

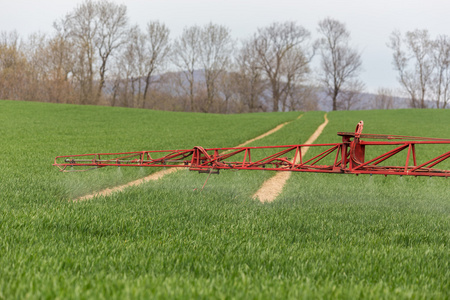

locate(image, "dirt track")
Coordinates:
74 115 302 201
252 114 328 203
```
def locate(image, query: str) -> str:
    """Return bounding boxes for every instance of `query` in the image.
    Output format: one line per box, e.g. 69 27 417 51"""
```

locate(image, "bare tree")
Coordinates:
106 26 141 108
253 21 314 112
141 21 170 108
235 39 266 112
111 30 134 107
26 26 76 104
1 30 76 103
431 35 450 108
172 25 201 111
279 45 314 111
286 84 319 111
373 87 395 109
163 71 194 111
337 80 365 110
95 0 129 102
111 21 171 110
121 26 148 107
59 0 129 104
197 23 233 112
317 17 363 111
47 26 76 103
0 31 29 100
23 33 47 100
388 29 434 108
215 71 241 113
62 0 98 104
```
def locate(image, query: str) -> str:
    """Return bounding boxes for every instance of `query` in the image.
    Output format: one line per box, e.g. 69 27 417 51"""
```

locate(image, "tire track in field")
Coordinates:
75 168 179 201
252 113 328 203
74 114 303 202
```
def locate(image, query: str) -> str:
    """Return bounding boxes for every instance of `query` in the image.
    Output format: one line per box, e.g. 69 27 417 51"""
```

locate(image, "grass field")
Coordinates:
1 100 449 299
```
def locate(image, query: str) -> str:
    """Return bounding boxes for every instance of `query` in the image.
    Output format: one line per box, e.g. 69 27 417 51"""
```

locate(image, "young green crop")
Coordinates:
1 101 449 299
0 100 299 200
0 100 304 298
279 109 450 298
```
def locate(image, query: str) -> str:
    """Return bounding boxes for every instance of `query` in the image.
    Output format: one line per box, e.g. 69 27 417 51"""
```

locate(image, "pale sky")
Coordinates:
1 0 449 92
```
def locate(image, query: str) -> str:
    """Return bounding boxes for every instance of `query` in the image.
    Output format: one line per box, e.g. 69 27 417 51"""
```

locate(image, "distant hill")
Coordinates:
316 91 411 111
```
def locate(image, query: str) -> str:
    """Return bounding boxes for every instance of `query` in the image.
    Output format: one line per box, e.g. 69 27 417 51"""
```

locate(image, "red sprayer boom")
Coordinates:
54 121 450 177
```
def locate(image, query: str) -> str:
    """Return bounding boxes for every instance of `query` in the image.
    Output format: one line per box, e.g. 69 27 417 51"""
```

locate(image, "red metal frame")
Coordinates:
54 121 450 177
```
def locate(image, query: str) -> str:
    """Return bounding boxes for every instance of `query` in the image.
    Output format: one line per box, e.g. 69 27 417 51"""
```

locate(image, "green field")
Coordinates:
1 100 449 299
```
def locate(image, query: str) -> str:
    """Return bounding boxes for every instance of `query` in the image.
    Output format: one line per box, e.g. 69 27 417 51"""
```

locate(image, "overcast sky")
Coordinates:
1 0 449 92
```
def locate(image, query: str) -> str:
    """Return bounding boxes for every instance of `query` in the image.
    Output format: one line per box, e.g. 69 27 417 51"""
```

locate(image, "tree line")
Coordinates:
0 0 449 112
